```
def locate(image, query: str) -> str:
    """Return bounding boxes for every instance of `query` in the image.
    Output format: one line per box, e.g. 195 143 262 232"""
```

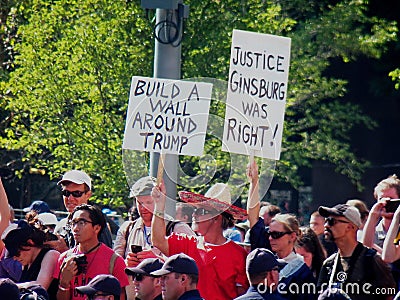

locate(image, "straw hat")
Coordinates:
178 183 247 220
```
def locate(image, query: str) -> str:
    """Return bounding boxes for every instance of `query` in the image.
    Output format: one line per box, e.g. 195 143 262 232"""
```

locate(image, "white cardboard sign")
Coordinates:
123 76 213 156
222 30 291 160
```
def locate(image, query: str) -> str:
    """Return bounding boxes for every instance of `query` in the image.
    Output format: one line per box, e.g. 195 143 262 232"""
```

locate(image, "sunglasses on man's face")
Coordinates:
267 230 293 239
62 190 86 198
133 273 145 282
193 208 214 216
324 217 350 227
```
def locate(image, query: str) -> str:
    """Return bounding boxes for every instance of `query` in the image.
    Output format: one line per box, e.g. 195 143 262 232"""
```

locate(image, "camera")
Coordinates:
385 199 400 213
73 254 88 274
44 231 59 242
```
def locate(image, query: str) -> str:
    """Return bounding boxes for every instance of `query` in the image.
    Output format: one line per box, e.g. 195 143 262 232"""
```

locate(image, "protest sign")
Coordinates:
123 76 213 156
222 29 291 160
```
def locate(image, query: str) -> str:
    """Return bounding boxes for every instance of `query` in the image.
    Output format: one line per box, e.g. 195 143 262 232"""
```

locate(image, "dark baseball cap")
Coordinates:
246 248 286 275
0 278 19 300
129 176 156 198
151 253 199 276
75 274 121 296
23 200 51 214
125 258 163 276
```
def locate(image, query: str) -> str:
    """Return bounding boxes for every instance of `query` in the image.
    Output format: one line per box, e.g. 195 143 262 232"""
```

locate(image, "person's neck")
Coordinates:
337 237 358 257
383 217 391 232
204 231 227 245
276 247 293 259
79 240 101 253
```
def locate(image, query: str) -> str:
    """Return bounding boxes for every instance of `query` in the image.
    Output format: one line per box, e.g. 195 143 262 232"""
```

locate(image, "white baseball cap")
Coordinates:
57 170 91 190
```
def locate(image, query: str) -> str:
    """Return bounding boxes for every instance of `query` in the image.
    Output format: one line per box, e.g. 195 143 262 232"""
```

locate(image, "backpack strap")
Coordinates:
125 220 137 244
109 252 118 274
166 220 180 236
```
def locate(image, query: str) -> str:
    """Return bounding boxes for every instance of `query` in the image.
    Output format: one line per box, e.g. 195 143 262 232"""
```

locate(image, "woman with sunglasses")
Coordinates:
2 219 60 291
246 161 316 300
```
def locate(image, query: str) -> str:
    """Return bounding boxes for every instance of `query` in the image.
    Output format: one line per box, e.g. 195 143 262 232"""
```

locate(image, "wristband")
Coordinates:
153 210 165 218
59 284 70 292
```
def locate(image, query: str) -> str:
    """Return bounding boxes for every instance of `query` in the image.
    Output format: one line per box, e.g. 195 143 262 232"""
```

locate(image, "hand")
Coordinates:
45 235 68 253
126 251 140 267
246 160 259 185
151 181 166 209
60 256 78 287
136 249 157 261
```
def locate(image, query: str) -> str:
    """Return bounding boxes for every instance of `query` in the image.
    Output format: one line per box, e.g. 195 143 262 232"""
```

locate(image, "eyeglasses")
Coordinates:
267 230 293 239
193 208 213 216
324 217 350 227
68 218 93 227
62 190 86 198
133 273 145 282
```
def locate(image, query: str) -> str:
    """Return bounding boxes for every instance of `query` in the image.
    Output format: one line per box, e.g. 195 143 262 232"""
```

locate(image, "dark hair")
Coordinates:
221 212 234 230
297 226 326 276
68 204 106 236
176 202 194 222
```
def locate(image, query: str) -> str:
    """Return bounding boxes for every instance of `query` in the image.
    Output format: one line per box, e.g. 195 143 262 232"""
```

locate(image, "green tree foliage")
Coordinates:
0 0 398 207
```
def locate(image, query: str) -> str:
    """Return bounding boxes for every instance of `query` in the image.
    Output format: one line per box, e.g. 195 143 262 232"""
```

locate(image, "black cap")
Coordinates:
151 253 198 276
125 258 163 276
246 248 286 275
75 274 121 296
0 278 19 300
3 221 34 257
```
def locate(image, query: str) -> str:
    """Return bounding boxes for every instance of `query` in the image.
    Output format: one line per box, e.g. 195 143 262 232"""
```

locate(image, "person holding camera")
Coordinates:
362 174 400 253
54 204 129 300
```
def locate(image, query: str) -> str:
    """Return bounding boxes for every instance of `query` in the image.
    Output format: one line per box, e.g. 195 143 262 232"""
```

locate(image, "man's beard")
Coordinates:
324 229 335 242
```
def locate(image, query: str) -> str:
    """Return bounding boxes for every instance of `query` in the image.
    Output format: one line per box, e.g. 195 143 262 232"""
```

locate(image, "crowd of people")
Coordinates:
1 164 400 300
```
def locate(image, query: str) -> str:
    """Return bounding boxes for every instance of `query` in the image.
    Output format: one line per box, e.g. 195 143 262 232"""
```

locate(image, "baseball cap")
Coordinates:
23 200 51 214
151 253 199 276
75 274 121 296
246 248 286 275
0 278 19 300
318 204 362 228
129 176 156 198
38 212 58 226
125 258 163 276
58 170 92 190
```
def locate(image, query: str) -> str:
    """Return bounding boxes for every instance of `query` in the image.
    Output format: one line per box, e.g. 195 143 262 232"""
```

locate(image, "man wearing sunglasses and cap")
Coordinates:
317 204 395 300
125 258 163 300
50 170 114 252
151 181 249 300
151 253 202 300
75 274 121 300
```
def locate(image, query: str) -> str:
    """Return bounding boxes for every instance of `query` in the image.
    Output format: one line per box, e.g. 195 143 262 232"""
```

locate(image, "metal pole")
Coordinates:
149 7 183 216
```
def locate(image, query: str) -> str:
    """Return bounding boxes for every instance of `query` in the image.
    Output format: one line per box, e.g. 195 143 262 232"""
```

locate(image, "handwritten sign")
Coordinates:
123 76 213 156
222 30 291 160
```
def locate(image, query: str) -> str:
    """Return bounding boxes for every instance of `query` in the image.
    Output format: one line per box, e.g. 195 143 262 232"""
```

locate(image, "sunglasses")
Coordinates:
324 217 350 227
89 294 112 300
193 208 214 216
267 230 293 239
62 190 86 198
133 273 145 282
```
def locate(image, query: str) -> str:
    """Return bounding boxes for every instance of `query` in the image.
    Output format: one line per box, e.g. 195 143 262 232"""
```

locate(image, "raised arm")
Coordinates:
246 160 260 229
0 178 11 253
362 201 385 251
151 181 169 255
382 204 400 262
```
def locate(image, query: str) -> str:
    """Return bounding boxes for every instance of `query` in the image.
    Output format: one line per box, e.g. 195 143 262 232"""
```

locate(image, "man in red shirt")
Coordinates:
152 182 249 300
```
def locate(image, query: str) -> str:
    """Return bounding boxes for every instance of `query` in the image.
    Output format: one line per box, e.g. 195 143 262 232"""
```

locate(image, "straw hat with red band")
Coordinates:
178 183 247 221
